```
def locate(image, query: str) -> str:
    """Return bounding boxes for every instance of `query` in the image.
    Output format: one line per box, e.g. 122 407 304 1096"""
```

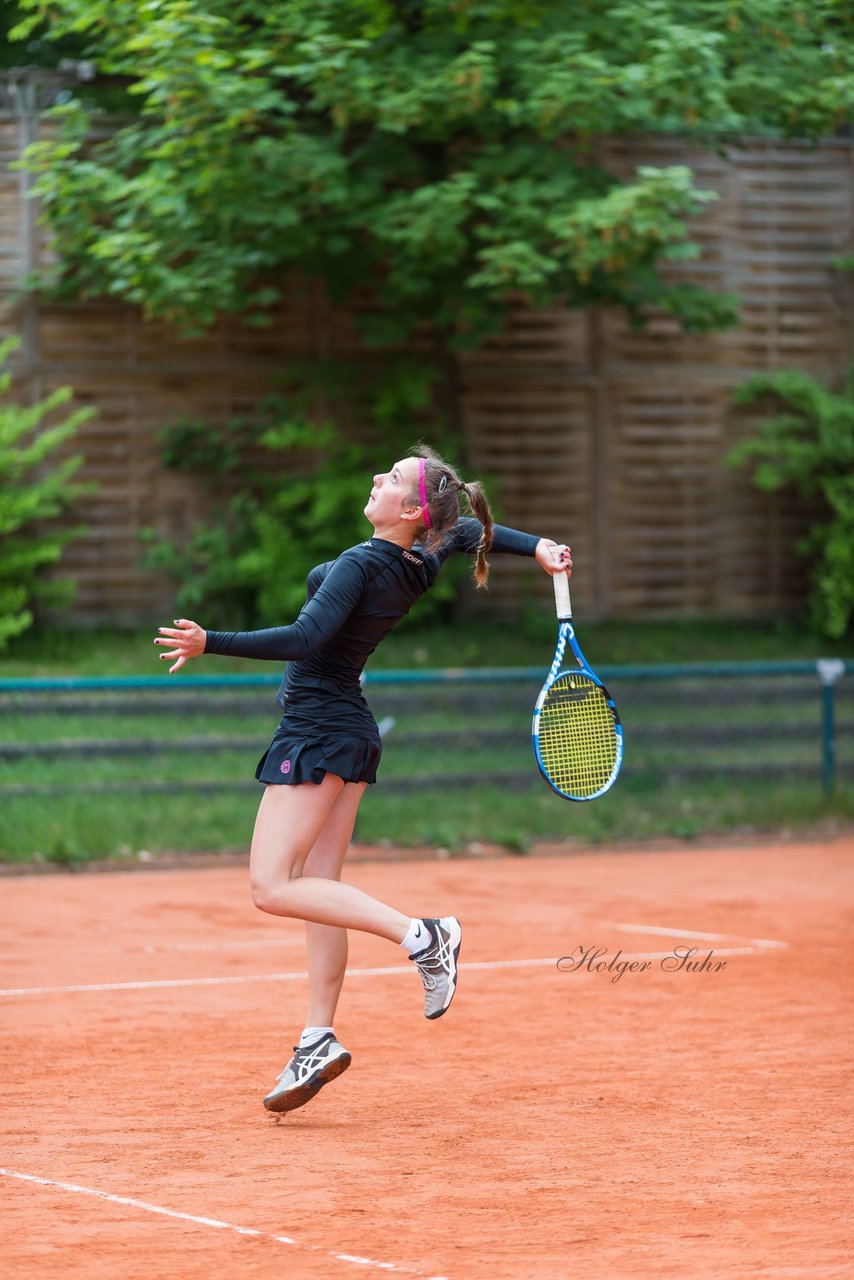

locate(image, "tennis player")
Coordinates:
155 446 571 1114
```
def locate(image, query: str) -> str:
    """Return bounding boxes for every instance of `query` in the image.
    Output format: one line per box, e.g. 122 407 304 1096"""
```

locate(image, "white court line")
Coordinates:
0 1168 447 1279
0 957 552 997
144 937 305 952
151 929 789 955
606 923 789 949
569 948 769 961
0 950 776 999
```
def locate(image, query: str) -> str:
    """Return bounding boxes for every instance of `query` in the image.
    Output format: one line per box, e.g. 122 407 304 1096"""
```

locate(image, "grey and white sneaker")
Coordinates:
263 1033 351 1114
409 916 462 1020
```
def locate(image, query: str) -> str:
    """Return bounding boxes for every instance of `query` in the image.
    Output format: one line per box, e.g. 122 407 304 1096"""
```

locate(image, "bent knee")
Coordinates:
251 862 304 913
250 880 275 913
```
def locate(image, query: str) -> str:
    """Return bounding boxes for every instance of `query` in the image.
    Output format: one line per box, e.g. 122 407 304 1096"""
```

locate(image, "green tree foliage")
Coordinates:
8 1 853 629
728 366 854 638
12 0 852 338
0 337 93 648
0 0 77 67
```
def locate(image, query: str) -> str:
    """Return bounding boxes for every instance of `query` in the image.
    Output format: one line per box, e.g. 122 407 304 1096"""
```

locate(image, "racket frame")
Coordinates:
532 572 623 802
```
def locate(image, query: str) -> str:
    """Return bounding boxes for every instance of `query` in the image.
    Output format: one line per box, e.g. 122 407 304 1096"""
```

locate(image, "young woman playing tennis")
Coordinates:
155 446 571 1114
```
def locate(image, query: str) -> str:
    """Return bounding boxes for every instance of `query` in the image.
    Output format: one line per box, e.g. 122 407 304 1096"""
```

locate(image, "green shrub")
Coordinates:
0 336 93 649
728 365 854 639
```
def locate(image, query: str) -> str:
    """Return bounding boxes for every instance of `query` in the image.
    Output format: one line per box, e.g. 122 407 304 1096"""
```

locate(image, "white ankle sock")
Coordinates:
401 918 432 955
299 1026 334 1049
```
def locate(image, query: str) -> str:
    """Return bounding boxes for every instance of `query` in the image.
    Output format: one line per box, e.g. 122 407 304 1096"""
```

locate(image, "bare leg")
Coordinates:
301 781 366 1028
255 777 454 1115
249 776 410 942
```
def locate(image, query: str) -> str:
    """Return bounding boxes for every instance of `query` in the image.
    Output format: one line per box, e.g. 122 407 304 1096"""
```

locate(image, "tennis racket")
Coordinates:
532 571 623 801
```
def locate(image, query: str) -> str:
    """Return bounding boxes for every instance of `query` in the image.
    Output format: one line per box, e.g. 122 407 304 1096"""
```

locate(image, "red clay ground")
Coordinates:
1 837 852 1280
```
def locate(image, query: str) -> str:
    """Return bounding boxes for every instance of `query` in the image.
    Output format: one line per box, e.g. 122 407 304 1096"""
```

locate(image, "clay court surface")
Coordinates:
1 836 852 1279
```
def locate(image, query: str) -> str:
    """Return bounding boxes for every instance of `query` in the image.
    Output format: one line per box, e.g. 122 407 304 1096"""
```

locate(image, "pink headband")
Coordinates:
418 457 432 529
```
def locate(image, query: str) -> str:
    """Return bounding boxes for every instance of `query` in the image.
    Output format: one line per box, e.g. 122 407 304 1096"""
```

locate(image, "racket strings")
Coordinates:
538 674 617 798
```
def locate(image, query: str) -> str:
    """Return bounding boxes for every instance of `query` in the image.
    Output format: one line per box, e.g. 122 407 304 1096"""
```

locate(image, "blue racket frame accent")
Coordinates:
532 617 624 802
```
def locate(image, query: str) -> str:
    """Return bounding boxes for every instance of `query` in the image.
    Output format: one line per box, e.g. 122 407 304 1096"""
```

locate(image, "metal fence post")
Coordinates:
817 659 845 797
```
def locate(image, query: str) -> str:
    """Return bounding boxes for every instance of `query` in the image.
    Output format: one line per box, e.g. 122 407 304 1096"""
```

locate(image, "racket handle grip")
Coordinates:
553 570 572 620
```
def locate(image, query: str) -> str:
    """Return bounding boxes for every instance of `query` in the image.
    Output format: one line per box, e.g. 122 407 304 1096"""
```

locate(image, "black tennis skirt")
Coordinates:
255 714 383 787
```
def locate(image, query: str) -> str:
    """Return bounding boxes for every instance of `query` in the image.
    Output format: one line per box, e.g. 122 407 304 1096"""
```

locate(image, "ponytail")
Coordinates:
459 480 493 588
408 446 494 588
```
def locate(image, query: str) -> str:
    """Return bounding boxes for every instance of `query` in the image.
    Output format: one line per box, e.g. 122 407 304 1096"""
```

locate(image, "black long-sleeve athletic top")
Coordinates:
205 518 540 731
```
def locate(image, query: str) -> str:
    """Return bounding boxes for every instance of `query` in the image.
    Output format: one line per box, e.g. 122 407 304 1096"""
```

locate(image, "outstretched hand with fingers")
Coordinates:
154 618 207 673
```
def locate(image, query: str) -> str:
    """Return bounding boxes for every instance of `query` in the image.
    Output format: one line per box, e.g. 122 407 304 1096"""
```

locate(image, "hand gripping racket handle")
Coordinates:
553 570 572 621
